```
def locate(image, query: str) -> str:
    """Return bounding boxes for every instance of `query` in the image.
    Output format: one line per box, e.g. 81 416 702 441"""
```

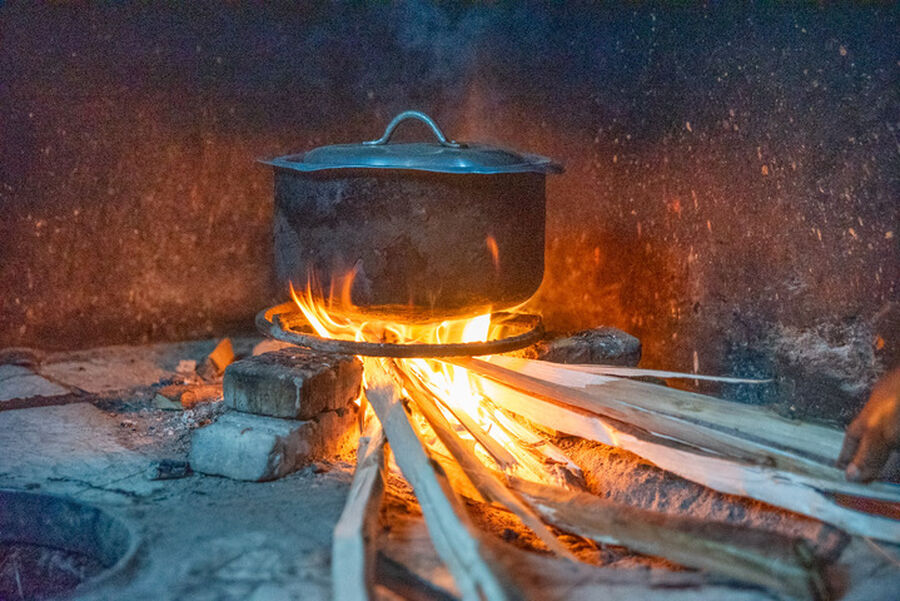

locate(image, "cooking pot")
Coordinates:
261 110 562 321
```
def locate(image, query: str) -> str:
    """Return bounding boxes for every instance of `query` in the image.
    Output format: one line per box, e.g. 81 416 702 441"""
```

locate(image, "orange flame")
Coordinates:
289 273 571 485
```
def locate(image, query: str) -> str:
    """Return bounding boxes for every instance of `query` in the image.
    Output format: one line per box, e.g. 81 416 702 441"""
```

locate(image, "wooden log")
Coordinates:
332 416 387 601
153 383 222 410
363 359 520 601
565 363 772 383
487 356 834 463
389 361 576 560
402 360 581 488
511 478 830 601
460 356 900 503
471 375 900 543
455 356 837 478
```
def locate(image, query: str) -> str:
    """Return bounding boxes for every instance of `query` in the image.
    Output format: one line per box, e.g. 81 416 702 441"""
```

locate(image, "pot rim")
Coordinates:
259 110 564 175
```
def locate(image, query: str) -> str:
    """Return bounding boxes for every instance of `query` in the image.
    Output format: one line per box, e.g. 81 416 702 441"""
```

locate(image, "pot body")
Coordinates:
273 168 546 321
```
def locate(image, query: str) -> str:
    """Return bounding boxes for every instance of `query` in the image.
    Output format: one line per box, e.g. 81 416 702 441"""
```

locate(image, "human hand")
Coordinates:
838 367 900 482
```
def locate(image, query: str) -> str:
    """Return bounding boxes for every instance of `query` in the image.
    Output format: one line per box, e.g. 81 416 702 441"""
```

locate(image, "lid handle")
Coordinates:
363 110 463 148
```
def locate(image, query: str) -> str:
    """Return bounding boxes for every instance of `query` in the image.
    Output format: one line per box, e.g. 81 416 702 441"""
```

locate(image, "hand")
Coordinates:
838 367 900 482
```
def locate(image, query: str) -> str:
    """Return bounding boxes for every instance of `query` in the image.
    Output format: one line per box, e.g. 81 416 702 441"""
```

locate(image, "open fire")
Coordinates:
272 274 900 601
289 277 583 490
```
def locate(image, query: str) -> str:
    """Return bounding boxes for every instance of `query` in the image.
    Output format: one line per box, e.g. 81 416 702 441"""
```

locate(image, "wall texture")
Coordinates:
1 3 897 422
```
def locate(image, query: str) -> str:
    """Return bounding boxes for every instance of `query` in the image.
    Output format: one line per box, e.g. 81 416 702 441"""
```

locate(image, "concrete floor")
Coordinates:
0 339 898 600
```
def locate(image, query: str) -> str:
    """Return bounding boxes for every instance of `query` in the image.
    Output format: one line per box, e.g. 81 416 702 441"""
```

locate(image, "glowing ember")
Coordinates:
289 278 581 487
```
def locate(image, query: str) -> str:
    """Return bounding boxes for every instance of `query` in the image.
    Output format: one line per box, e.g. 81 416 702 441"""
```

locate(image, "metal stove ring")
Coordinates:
256 302 544 358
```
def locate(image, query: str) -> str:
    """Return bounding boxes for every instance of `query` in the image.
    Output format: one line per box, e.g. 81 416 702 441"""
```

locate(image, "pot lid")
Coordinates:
260 110 564 175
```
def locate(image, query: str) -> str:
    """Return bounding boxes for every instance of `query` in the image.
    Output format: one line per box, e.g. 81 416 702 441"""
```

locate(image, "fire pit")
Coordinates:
1 5 898 600
245 270 896 601
0 490 137 600
227 109 894 600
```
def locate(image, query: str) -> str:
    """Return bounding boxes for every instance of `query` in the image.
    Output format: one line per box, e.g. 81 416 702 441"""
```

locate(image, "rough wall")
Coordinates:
1 3 897 421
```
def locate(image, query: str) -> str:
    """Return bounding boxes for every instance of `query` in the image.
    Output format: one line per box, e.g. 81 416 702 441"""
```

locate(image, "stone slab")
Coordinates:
224 348 362 420
0 364 70 402
189 407 358 482
0 403 158 500
41 353 172 394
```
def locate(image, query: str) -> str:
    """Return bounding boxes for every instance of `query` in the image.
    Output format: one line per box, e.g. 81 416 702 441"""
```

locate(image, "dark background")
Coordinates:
1 3 897 423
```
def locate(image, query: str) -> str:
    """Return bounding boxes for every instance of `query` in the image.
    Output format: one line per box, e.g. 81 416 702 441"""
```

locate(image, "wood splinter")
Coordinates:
332 414 387 601
363 358 520 601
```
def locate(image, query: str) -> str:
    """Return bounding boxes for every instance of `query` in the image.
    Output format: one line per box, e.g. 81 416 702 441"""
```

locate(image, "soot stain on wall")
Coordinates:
0 3 897 421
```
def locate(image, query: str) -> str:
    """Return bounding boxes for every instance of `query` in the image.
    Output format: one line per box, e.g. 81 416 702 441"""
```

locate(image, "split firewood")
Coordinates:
153 383 222 410
375 552 458 601
455 356 840 478
460 356 900 502
398 361 583 489
390 361 576 560
363 358 521 601
332 416 387 601
470 371 900 543
197 338 235 380
485 356 837 464
511 478 831 601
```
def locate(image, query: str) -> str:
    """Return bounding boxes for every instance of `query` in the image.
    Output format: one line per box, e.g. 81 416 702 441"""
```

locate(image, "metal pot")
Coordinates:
262 110 562 321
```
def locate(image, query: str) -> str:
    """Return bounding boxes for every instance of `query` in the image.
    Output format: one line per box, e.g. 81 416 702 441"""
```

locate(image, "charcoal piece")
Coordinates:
148 459 193 480
539 327 642 367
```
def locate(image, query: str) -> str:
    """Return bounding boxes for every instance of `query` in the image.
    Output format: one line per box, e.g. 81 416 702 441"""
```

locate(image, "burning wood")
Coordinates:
266 285 900 601
363 361 519 601
460 355 900 542
332 414 387 601
511 478 830 601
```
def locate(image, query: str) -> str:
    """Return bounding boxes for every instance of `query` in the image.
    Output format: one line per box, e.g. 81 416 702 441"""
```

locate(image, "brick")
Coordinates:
188 407 359 481
224 348 362 419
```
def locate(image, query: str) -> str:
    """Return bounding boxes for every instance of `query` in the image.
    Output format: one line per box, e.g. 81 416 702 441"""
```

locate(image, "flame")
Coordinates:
290 275 573 485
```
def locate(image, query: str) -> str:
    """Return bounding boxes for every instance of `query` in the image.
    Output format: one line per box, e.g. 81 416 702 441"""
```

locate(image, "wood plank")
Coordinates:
511 479 830 601
565 363 773 384
473 376 900 543
332 416 387 601
363 359 520 601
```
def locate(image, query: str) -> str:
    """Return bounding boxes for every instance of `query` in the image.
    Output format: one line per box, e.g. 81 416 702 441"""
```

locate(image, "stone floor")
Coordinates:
0 338 898 600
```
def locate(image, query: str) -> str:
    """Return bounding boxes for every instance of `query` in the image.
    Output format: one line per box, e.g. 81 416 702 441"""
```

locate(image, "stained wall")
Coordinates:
1 3 897 421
